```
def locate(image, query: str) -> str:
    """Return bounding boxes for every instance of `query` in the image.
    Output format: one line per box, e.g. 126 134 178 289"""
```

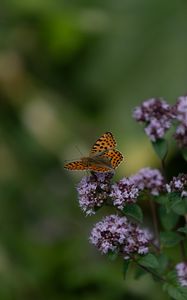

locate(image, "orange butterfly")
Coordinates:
64 132 123 172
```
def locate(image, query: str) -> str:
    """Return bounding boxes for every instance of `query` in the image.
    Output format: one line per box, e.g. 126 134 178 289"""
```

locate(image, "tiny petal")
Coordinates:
133 98 174 142
176 262 187 286
166 174 187 198
173 96 187 147
89 215 151 259
110 177 139 210
77 172 113 215
130 167 165 196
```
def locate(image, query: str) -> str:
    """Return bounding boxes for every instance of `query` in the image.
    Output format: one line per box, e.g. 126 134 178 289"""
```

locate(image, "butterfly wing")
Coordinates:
64 159 112 172
88 165 112 172
99 149 123 169
64 161 88 170
64 132 123 172
90 132 116 154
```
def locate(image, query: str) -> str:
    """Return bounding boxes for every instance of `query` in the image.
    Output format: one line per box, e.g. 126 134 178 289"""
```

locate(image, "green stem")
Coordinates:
133 258 166 283
161 157 167 182
184 214 187 224
179 240 186 261
179 215 187 261
149 198 160 250
150 241 160 253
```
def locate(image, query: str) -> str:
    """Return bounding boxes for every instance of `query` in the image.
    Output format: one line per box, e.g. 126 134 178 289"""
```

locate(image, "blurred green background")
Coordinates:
1 0 187 299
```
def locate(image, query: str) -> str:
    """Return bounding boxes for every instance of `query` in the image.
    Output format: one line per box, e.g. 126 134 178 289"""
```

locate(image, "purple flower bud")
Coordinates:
89 215 151 259
166 173 187 197
133 98 174 141
130 167 165 196
77 172 113 216
173 96 187 148
176 262 187 286
110 178 139 210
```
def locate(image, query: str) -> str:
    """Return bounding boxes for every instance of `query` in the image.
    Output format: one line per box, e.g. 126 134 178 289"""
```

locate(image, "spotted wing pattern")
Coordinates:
64 161 88 170
64 160 112 172
100 149 123 168
88 165 112 172
90 132 116 154
64 132 123 172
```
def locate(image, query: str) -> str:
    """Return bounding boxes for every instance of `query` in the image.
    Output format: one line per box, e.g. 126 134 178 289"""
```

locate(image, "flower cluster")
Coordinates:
77 172 113 215
110 178 139 210
176 262 187 286
166 173 187 198
89 215 151 259
71 93 187 296
133 98 174 142
173 96 187 148
130 167 165 196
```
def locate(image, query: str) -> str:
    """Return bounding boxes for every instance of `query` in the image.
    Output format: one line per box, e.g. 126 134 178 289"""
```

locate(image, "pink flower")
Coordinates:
173 96 187 147
176 262 187 286
130 167 165 196
110 178 139 210
166 174 187 197
133 98 174 141
89 215 151 259
77 172 113 215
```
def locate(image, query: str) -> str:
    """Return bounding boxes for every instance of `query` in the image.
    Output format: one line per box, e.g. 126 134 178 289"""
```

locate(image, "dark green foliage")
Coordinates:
159 205 179 230
107 250 119 261
163 272 187 300
123 204 143 223
181 149 187 162
152 139 168 161
138 253 159 269
160 232 183 247
177 225 187 234
163 193 187 215
123 260 130 279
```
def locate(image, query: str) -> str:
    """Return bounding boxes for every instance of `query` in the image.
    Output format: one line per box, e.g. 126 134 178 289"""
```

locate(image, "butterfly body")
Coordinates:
81 154 114 168
64 132 123 172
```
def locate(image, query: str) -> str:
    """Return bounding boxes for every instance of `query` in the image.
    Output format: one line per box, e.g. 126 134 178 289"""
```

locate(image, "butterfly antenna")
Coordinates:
64 145 83 163
75 145 83 156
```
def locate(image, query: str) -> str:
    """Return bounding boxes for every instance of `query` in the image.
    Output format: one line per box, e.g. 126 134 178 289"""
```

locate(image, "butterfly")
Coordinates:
64 132 123 172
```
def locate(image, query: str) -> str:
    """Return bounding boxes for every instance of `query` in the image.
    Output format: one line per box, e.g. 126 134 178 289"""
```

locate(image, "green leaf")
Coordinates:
152 138 168 160
164 284 187 300
163 271 187 300
123 204 143 223
167 192 187 215
153 194 169 204
165 192 186 215
159 205 179 230
156 253 169 274
107 250 118 261
181 148 187 161
123 260 130 279
134 265 147 279
138 253 159 269
177 225 187 234
172 202 187 215
167 193 181 210
160 231 183 247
